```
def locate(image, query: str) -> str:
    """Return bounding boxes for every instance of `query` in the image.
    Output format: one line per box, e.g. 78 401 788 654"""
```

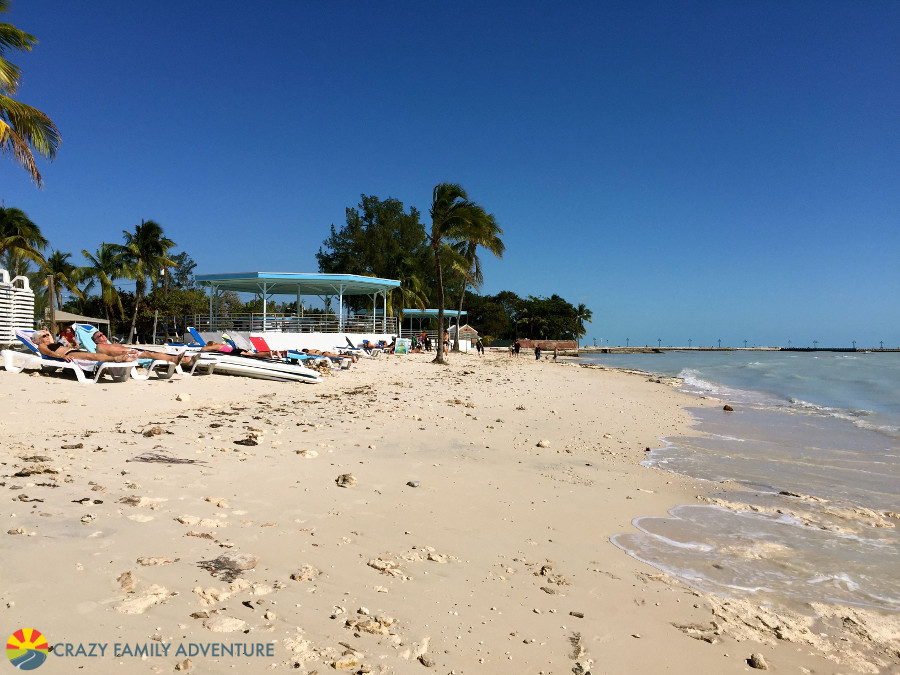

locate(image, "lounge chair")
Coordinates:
221 331 338 370
4 329 135 384
185 327 321 384
246 334 346 370
341 336 380 358
72 323 185 379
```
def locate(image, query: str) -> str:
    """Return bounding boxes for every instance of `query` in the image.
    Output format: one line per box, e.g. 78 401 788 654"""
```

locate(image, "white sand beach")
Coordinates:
2 352 897 673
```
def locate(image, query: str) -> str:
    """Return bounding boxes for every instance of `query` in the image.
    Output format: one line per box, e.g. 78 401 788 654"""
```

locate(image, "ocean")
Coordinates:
593 350 900 615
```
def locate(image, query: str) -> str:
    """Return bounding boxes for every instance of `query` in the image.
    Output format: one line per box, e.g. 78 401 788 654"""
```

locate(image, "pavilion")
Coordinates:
195 272 401 333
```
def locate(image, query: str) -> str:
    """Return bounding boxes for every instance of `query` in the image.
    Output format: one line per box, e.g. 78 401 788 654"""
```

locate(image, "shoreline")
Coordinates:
2 352 895 673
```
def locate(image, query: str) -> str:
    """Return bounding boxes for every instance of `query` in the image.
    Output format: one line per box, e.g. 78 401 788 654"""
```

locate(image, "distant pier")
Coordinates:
579 346 899 354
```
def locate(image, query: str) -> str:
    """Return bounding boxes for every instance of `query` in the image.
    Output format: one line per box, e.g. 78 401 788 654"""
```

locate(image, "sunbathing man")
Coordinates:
34 330 138 363
301 348 357 363
92 330 198 367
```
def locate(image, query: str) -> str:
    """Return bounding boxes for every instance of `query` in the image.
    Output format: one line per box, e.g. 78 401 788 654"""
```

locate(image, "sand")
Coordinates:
1 350 897 673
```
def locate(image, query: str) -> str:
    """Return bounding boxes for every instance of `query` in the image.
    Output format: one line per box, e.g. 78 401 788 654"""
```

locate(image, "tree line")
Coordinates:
0 210 207 338
317 188 592 352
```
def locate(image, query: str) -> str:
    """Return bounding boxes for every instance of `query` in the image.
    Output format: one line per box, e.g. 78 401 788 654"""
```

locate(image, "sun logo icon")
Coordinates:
6 629 49 670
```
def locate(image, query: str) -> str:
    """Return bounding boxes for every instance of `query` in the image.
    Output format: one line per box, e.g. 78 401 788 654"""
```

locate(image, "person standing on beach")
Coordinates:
514 341 520 357
553 346 558 362
443 330 450 356
476 339 484 356
534 345 541 360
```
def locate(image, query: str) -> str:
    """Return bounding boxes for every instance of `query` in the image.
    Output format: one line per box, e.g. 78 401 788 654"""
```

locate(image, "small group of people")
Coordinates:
35 325 199 368
301 348 358 363
534 345 559 361
414 332 432 352
505 340 559 361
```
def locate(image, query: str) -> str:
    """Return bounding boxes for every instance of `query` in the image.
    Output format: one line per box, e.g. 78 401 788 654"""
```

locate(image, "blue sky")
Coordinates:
3 1 898 348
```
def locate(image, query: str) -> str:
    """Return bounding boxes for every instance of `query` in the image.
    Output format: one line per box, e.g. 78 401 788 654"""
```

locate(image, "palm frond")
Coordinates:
0 95 59 158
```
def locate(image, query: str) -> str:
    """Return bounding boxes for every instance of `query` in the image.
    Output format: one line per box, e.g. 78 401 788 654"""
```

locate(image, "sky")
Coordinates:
3 0 898 348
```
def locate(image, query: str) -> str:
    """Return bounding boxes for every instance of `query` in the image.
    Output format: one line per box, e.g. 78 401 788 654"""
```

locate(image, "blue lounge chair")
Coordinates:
73 323 184 380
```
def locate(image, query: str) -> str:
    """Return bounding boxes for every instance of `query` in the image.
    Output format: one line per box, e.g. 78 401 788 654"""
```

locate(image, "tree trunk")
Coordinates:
452 284 467 352
432 241 445 364
129 280 144 343
47 275 57 337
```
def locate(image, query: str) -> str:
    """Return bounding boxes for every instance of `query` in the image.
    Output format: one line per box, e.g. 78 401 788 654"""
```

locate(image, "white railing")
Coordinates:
167 313 398 335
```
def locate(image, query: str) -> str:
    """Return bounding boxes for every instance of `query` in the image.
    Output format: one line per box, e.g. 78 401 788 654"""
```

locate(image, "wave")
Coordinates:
788 397 874 418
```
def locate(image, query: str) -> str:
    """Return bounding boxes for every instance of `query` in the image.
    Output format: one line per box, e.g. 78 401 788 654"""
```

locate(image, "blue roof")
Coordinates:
195 272 401 296
402 309 466 319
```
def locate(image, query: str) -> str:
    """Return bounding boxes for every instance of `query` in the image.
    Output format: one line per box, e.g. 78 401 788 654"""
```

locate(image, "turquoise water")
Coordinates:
600 351 900 613
584 350 900 438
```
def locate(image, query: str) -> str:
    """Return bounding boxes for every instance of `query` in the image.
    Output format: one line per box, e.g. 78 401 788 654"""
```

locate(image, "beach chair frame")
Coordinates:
8 330 135 384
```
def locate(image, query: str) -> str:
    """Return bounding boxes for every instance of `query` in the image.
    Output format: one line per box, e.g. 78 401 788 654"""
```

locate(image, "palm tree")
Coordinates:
1 247 31 277
450 213 504 351
114 220 175 341
0 1 60 187
40 249 83 315
574 303 592 348
386 251 429 323
0 206 47 264
81 243 126 332
428 183 497 364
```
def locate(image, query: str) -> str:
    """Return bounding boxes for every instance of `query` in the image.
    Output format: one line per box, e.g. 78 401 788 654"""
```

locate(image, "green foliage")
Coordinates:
40 249 83 313
464 290 588 341
462 292 515 340
0 2 60 187
216 290 244 316
429 183 500 362
79 243 126 331
316 194 434 314
1 180 587 346
167 251 197 289
0 206 47 264
113 219 176 339
146 286 208 316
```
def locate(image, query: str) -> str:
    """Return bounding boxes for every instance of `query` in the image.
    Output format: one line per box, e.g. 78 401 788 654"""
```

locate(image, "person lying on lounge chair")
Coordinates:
92 330 198 367
199 341 278 358
34 330 138 363
300 348 357 363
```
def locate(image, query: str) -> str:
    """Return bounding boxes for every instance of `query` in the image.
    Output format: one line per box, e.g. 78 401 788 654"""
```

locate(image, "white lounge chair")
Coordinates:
341 336 381 357
73 323 184 380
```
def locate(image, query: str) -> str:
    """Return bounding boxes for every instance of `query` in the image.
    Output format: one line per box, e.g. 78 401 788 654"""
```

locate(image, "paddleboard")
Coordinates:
200 354 320 383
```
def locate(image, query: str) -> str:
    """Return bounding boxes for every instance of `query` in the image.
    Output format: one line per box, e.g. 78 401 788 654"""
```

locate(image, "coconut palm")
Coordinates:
386 251 429 323
0 1 60 187
574 303 592 347
81 243 126 331
0 206 47 264
1 247 30 277
40 249 83 315
450 212 504 351
428 183 498 364
114 220 175 340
